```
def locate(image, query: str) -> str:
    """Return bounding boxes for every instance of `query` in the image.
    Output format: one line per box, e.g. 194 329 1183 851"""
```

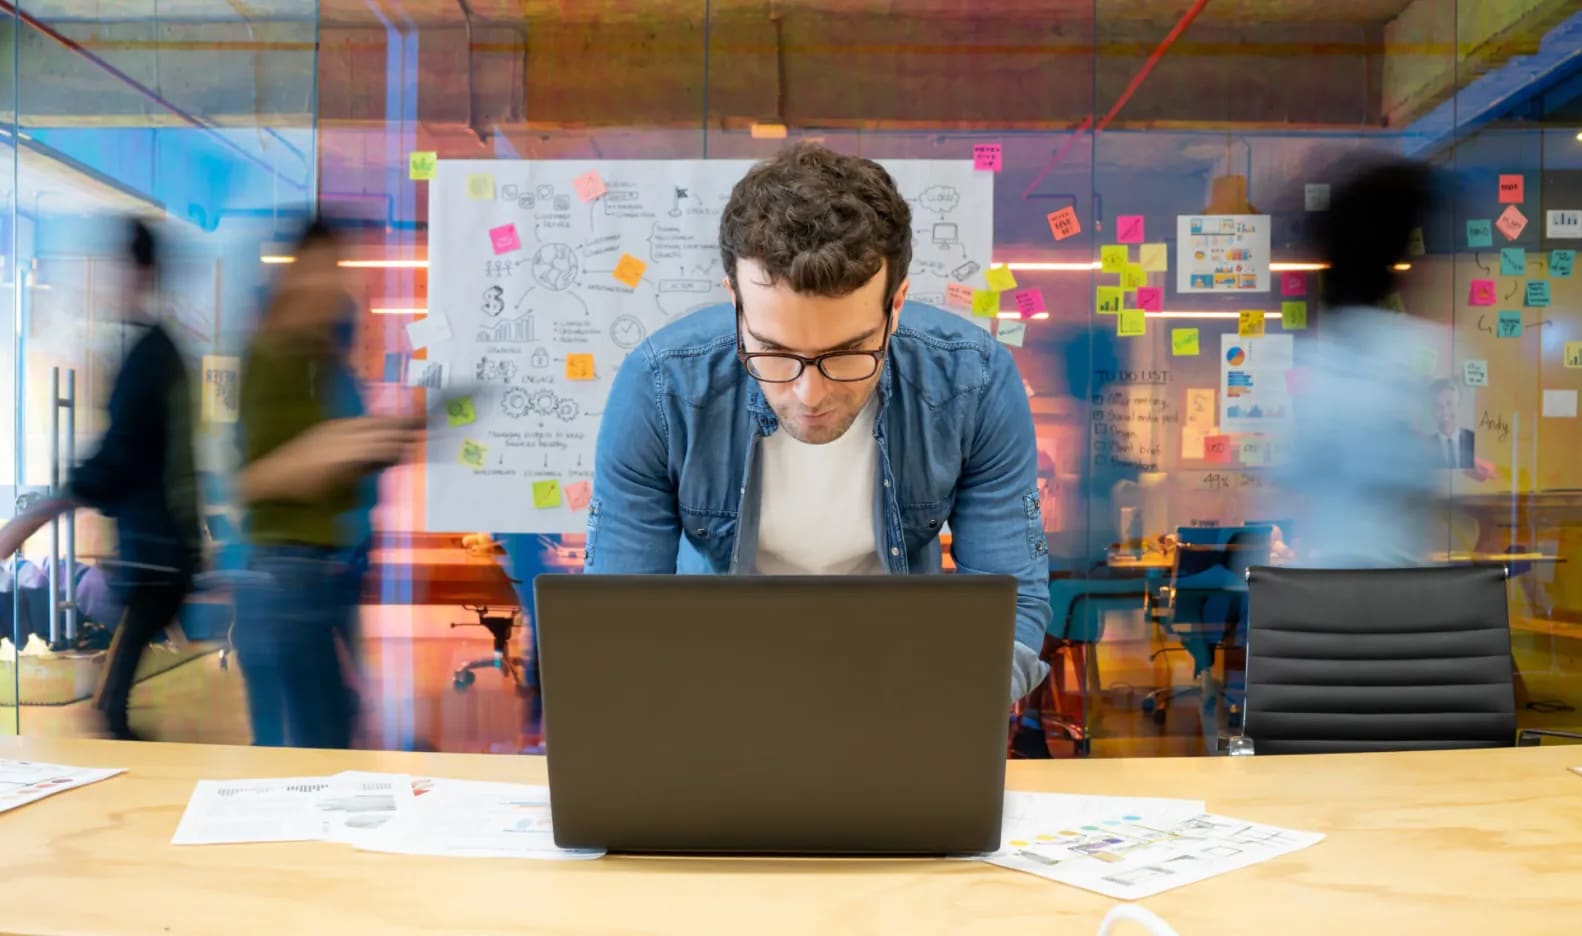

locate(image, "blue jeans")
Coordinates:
233 545 361 748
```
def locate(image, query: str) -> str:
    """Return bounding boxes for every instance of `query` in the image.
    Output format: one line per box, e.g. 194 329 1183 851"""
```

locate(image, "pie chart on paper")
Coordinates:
1225 346 1247 366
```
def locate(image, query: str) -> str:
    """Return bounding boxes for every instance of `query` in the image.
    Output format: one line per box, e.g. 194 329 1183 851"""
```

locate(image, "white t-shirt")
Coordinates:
755 398 885 575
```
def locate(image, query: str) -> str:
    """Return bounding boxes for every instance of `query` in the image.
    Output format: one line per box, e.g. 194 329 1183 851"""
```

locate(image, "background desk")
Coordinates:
0 737 1578 935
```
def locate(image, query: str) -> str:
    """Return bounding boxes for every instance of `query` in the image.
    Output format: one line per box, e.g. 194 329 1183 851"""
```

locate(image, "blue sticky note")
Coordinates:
1497 311 1523 338
1467 219 1493 248
1500 248 1526 276
1526 281 1551 307
1553 249 1576 279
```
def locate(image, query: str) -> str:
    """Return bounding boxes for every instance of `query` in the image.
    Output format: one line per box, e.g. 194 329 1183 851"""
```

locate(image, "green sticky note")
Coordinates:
1467 219 1493 248
1497 311 1523 338
445 396 477 427
1553 249 1575 278
408 151 437 181
1100 245 1129 274
1120 264 1147 291
971 289 999 317
459 439 487 469
1117 308 1145 337
532 479 563 509
1526 281 1551 307
1281 301 1307 330
1171 328 1199 356
1500 248 1526 276
983 266 1018 292
1096 286 1123 315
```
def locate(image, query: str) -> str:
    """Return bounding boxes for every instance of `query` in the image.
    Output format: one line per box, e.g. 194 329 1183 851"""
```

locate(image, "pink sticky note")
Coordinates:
1280 272 1306 297
573 170 606 202
563 480 592 512
1498 174 1524 204
1012 288 1046 318
1115 215 1145 245
1496 204 1527 241
488 223 520 255
972 144 1002 172
1468 279 1496 306
1203 435 1232 464
945 282 974 310
1135 286 1163 312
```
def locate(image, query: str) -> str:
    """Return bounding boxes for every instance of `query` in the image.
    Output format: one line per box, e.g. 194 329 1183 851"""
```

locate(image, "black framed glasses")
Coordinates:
734 296 894 384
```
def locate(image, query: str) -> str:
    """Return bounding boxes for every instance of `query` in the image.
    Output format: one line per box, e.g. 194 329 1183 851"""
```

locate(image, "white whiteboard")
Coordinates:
424 158 993 533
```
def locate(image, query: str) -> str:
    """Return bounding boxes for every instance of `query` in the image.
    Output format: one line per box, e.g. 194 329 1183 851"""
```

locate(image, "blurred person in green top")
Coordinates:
233 219 420 748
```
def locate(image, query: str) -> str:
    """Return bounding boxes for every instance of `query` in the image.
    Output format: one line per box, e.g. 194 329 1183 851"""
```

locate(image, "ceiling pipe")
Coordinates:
0 0 305 191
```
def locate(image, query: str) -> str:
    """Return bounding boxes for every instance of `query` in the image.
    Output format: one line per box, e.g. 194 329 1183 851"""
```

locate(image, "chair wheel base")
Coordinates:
452 669 477 692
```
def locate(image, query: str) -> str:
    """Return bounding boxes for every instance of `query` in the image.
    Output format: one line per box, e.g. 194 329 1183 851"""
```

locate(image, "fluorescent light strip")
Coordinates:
259 256 430 269
371 307 426 315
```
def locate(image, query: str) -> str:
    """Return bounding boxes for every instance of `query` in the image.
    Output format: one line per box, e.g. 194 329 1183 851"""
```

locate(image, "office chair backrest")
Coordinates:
1244 565 1515 754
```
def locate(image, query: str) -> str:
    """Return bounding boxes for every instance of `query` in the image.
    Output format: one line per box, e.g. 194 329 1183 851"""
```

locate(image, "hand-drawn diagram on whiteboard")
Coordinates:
425 159 992 533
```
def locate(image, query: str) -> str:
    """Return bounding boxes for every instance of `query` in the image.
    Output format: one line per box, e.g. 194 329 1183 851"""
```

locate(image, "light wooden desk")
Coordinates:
0 737 1579 935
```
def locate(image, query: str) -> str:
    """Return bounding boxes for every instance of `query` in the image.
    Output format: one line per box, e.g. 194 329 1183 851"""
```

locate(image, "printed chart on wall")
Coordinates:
1176 215 1271 293
424 159 992 533
1221 334 1293 435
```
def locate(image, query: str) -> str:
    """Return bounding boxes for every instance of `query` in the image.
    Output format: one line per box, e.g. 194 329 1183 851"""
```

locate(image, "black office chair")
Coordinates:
1241 565 1582 754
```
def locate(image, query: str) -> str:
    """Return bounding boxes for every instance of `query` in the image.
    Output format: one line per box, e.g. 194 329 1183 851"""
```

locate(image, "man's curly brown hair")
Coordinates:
720 143 912 303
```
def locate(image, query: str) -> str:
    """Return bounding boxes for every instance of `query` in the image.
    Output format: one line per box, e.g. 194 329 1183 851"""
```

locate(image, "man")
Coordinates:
1428 379 1475 470
585 143 1051 700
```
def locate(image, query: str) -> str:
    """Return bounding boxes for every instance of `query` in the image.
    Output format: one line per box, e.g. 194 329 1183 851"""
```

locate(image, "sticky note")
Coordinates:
466 173 495 200
1469 279 1496 306
1566 344 1582 369
1543 389 1577 419
1500 248 1526 276
1138 243 1167 272
1238 310 1266 338
573 170 606 202
1135 286 1162 312
1047 206 1081 241
971 289 999 318
1464 360 1488 386
408 151 437 180
564 480 592 512
996 320 1027 347
613 253 647 288
1525 281 1551 307
1497 310 1523 338
1498 174 1524 204
1121 264 1147 291
1204 434 1232 464
532 479 563 509
459 439 487 469
565 353 596 380
1552 249 1575 278
972 144 1002 172
1096 286 1122 315
1406 228 1425 257
1280 272 1306 297
1304 184 1330 211
1239 438 1268 466
984 266 1018 292
945 282 974 310
1281 301 1307 330
1171 328 1199 356
1467 219 1493 248
445 396 477 427
489 224 521 256
1117 308 1145 337
1496 205 1528 241
405 314 452 351
1115 215 1145 244
1100 245 1129 274
1012 288 1045 318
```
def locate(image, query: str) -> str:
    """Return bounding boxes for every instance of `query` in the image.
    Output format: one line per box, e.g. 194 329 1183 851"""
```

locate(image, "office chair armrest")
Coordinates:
1516 728 1582 747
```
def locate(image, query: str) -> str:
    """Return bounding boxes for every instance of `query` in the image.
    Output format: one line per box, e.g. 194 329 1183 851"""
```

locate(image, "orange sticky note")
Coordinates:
1238 310 1266 338
574 170 606 202
612 253 647 288
565 353 595 380
945 282 974 310
1047 206 1081 241
1498 174 1524 204
1203 435 1231 464
564 480 592 512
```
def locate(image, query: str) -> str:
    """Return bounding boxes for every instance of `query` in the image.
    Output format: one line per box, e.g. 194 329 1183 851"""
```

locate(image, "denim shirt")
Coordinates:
585 301 1052 698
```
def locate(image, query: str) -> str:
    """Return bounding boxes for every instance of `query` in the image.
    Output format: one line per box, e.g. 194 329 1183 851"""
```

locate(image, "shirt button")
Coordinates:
890 547 900 556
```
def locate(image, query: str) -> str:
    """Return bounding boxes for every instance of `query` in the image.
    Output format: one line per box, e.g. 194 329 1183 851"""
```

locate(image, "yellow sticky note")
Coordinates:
466 173 495 200
1121 263 1147 291
1117 308 1145 337
1096 286 1123 315
565 353 595 381
1139 243 1168 272
1565 342 1582 369
971 289 999 317
1238 310 1266 338
1100 245 1129 274
1172 328 1199 356
612 253 647 288
408 151 437 181
984 266 1018 292
1281 301 1307 330
532 479 562 509
445 396 477 427
459 439 487 469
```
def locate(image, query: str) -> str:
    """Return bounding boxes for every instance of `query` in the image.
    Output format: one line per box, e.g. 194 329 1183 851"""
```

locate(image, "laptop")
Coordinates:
533 574 1017 855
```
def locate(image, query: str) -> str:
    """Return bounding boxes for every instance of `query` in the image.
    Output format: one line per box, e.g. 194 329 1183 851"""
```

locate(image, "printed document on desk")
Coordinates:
172 774 411 845
358 778 603 860
0 759 123 816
